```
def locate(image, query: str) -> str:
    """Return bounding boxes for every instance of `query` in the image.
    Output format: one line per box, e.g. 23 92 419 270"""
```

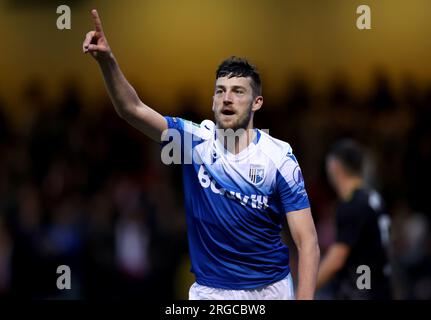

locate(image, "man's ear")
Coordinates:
252 96 263 112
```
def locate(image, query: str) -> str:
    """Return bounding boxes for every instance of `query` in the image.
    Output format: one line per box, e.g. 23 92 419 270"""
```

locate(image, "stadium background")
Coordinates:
0 0 430 299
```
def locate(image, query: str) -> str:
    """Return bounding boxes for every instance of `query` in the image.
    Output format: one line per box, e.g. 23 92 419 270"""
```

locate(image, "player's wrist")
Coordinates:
96 50 115 65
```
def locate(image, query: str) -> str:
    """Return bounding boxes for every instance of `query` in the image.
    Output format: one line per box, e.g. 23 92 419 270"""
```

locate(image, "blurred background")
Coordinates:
0 0 430 299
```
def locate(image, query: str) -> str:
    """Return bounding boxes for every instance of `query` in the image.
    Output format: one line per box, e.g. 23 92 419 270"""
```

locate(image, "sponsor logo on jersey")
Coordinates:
198 165 269 210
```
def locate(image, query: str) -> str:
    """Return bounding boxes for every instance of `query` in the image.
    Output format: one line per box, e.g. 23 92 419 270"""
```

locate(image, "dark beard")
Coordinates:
215 104 253 131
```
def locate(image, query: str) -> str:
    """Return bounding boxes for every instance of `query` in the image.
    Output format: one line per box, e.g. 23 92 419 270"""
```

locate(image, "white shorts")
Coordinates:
189 273 295 300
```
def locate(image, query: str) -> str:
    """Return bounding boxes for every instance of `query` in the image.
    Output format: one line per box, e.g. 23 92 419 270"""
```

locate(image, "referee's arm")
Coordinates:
286 208 320 300
83 9 167 143
316 243 350 290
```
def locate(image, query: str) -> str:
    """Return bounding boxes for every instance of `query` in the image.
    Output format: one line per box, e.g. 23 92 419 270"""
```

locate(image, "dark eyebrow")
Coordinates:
215 85 247 90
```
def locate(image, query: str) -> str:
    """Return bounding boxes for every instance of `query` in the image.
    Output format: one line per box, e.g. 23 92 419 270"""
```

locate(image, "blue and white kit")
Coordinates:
162 117 310 290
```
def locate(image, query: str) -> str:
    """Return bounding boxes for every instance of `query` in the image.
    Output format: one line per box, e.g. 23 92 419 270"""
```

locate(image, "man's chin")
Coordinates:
215 115 248 131
217 120 238 131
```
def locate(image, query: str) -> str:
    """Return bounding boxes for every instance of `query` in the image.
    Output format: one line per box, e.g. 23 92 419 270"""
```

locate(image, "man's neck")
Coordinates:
217 127 256 155
339 177 364 201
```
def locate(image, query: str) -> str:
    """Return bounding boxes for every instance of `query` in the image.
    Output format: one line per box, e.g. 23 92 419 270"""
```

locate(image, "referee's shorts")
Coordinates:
189 273 295 300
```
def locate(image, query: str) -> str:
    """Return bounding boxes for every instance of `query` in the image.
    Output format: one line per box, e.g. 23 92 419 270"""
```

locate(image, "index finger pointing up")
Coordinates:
91 9 104 33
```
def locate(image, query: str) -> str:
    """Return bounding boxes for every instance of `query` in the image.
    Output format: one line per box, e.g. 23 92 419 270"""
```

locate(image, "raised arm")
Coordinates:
83 9 167 142
286 208 320 300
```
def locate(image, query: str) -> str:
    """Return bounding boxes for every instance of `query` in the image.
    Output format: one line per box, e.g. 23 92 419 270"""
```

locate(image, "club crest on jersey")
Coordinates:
249 165 265 184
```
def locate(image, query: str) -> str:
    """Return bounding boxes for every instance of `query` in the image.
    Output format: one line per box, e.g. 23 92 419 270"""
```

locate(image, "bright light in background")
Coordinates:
1 0 431 124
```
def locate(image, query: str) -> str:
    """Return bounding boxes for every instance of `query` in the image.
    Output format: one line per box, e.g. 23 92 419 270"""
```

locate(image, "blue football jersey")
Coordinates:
161 117 310 289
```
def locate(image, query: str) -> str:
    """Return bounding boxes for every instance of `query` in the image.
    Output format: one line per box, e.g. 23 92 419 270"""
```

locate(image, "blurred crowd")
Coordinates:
0 70 430 299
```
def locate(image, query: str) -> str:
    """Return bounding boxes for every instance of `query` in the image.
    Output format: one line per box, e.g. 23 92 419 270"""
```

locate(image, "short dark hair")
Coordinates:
216 56 262 97
328 139 364 176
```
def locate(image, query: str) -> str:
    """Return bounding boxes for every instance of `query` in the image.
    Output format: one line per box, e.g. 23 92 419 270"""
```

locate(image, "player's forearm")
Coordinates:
296 239 320 300
97 52 143 119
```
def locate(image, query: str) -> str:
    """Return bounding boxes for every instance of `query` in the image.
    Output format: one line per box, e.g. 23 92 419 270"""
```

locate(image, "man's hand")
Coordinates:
82 9 111 61
82 9 167 142
317 243 350 289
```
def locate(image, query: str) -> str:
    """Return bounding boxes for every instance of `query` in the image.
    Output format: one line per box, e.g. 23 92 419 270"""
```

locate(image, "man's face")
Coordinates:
326 156 343 191
212 76 261 130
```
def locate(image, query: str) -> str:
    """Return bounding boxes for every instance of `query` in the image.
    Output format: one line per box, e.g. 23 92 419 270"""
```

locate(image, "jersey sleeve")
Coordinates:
161 116 187 144
276 151 310 213
160 117 213 164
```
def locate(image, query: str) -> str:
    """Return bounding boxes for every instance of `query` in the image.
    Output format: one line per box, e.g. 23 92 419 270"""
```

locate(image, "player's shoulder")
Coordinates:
356 188 387 215
165 116 214 140
338 189 376 219
257 129 295 168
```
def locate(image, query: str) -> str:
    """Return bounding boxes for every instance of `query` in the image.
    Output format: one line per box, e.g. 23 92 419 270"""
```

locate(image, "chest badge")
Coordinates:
249 165 265 184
